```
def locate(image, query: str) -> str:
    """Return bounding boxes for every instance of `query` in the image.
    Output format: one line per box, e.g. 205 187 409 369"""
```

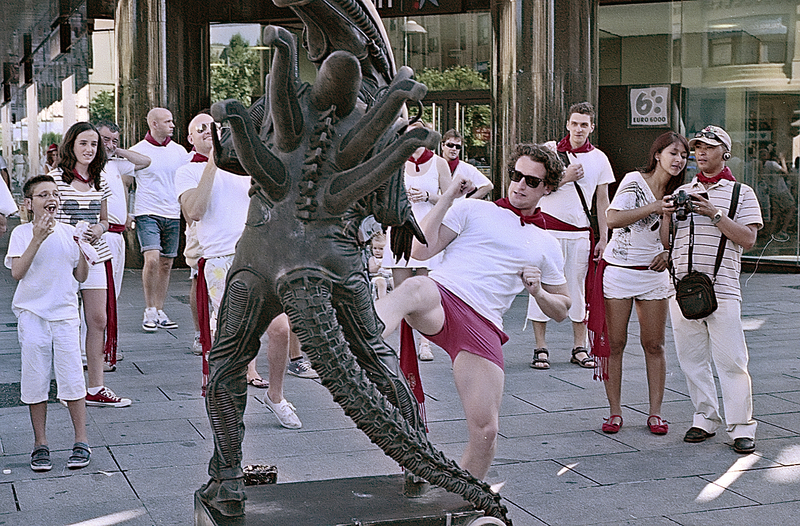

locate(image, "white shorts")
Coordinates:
603 265 671 301
79 260 108 290
18 311 86 404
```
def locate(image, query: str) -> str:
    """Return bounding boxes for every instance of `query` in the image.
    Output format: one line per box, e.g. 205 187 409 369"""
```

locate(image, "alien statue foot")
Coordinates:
197 477 247 517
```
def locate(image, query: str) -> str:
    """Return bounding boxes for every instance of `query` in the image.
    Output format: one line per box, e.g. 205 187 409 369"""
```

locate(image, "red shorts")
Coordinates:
423 281 509 371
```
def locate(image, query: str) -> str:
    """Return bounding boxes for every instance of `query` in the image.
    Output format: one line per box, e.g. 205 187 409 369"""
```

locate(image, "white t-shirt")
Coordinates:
174 161 251 258
671 178 762 301
604 172 665 266
5 222 81 320
453 161 491 194
430 199 566 330
538 141 616 233
0 177 15 215
130 139 190 218
103 157 135 225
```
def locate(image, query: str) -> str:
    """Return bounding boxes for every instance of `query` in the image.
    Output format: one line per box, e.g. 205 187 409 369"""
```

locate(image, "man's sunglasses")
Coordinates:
508 169 544 188
694 130 722 142
443 142 461 149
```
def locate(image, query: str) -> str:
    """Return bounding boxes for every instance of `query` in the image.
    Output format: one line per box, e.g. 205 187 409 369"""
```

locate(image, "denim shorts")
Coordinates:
135 215 180 258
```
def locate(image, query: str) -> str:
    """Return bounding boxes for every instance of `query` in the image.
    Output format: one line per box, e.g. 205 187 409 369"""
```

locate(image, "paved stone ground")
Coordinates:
1 219 799 525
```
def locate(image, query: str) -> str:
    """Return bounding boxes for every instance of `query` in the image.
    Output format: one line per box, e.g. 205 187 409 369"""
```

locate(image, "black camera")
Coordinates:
672 190 692 221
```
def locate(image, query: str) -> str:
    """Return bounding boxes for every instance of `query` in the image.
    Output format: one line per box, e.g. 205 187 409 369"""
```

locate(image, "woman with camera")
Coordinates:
598 132 689 435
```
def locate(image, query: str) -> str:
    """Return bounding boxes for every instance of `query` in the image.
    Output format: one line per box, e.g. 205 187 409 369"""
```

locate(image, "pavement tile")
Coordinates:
668 500 800 525
124 465 210 499
111 440 213 471
98 418 203 446
13 470 137 510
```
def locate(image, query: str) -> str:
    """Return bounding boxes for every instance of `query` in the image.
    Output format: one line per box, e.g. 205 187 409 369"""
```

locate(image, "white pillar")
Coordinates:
26 83 39 179
62 75 76 130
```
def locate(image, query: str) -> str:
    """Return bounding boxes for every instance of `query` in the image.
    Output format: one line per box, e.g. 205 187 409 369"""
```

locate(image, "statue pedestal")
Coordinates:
194 474 486 525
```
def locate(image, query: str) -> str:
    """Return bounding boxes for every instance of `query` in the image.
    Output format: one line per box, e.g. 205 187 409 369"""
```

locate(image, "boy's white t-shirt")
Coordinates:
430 199 566 330
0 179 16 215
174 161 251 258
5 221 81 321
129 139 190 219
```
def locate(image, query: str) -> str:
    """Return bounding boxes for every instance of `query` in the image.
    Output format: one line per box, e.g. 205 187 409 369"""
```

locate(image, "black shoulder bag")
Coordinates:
669 183 740 320
558 151 600 240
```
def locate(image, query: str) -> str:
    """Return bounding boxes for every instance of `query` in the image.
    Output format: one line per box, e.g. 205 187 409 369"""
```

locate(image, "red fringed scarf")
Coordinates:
399 321 427 430
556 135 595 154
697 166 735 184
103 260 117 366
144 131 171 147
586 259 609 381
197 258 212 395
407 149 433 172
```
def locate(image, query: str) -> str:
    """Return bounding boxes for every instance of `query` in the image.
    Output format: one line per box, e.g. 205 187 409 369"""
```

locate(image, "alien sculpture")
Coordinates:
197 1 510 524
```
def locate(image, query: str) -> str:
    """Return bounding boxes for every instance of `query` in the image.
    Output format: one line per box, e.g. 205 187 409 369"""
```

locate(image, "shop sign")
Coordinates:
629 86 670 128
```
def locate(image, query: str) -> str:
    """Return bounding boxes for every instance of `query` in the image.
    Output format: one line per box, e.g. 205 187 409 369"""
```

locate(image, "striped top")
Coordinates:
670 178 762 301
52 170 113 264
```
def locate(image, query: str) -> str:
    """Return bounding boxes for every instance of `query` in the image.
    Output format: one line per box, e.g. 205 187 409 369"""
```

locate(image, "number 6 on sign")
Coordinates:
629 86 670 127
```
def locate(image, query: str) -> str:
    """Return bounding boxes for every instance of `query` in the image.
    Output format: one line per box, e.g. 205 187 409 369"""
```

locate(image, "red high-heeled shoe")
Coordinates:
602 415 623 434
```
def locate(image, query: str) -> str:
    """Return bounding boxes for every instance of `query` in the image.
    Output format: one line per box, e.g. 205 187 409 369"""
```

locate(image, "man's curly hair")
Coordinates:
506 144 564 191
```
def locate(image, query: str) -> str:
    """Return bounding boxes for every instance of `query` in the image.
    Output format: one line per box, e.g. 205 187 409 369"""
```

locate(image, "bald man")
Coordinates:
130 108 192 332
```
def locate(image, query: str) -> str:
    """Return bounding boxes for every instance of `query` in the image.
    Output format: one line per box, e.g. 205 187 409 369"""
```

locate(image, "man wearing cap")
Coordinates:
666 125 762 454
44 144 59 174
441 130 493 199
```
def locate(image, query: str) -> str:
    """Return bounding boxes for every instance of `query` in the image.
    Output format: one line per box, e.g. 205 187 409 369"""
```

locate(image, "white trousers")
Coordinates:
527 233 590 323
669 297 756 439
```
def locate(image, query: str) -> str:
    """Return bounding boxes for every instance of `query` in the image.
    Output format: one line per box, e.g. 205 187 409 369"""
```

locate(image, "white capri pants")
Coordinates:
18 311 86 404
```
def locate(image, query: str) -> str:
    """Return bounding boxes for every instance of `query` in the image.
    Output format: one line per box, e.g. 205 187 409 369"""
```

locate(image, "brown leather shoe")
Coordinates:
683 427 715 443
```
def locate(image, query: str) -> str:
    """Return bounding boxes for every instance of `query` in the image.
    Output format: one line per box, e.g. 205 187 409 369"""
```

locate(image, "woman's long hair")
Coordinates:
57 122 107 191
639 131 689 196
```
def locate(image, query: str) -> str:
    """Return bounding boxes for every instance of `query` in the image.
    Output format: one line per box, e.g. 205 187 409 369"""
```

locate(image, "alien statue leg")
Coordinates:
278 269 511 524
199 266 281 517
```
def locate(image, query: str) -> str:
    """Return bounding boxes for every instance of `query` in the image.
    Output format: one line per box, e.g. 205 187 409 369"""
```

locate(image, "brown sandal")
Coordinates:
570 347 596 368
530 348 550 369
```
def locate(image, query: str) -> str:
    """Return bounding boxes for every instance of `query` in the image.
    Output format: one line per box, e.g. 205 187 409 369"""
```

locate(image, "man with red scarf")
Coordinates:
526 102 614 371
130 108 191 332
666 125 762 454
375 143 571 480
441 129 493 200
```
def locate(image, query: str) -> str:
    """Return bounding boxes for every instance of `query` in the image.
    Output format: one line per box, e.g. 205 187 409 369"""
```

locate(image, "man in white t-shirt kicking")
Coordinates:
130 108 191 332
375 143 571 480
527 102 615 371
175 112 302 429
441 129 493 199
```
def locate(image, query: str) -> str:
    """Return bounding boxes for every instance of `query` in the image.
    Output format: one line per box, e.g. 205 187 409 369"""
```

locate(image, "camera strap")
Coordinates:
670 182 741 285
558 151 594 228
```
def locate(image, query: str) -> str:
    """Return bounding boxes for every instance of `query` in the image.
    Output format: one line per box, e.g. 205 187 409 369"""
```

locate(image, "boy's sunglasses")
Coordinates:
508 169 544 189
443 142 461 149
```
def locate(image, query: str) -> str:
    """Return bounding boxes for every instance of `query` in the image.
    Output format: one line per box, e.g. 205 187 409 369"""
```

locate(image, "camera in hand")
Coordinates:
672 190 692 221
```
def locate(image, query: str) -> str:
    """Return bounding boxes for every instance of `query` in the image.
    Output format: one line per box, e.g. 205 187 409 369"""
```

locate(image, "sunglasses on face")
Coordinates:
444 142 461 149
508 169 544 188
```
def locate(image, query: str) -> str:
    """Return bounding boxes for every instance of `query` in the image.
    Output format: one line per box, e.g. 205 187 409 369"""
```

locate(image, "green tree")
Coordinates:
40 132 62 151
415 66 489 92
211 34 260 107
89 90 115 123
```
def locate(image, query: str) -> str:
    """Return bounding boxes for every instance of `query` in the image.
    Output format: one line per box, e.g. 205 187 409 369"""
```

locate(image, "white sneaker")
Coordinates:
418 340 434 361
156 310 178 329
263 394 302 429
142 308 158 332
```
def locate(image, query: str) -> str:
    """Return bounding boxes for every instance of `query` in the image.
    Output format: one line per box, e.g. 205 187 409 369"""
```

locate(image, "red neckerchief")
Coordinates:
144 131 172 147
408 149 433 172
191 152 208 163
556 135 595 154
447 158 460 174
697 166 735 184
72 169 92 184
494 197 546 228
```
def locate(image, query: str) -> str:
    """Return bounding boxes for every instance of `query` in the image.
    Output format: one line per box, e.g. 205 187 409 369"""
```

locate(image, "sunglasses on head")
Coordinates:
444 142 461 149
508 169 544 188
694 130 721 141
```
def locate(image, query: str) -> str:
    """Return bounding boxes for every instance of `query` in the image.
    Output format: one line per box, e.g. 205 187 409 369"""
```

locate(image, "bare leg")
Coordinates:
82 289 107 389
29 402 47 447
288 332 301 360
66 398 88 444
375 276 445 338
190 276 200 332
154 256 174 310
604 298 633 417
266 314 291 404
533 321 547 349
572 320 588 349
635 299 668 417
141 250 161 309
452 351 504 479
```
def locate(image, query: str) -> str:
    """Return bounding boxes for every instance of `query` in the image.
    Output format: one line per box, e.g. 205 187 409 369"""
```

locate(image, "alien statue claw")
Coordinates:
197 1 510 524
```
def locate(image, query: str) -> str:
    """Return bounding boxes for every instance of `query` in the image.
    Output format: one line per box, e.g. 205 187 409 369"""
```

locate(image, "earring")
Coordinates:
723 152 731 160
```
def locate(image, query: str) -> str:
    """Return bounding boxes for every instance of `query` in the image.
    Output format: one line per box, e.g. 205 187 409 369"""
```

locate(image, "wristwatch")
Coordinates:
710 209 724 225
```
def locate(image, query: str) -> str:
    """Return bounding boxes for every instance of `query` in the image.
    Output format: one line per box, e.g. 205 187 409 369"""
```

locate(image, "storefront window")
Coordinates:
599 0 800 262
